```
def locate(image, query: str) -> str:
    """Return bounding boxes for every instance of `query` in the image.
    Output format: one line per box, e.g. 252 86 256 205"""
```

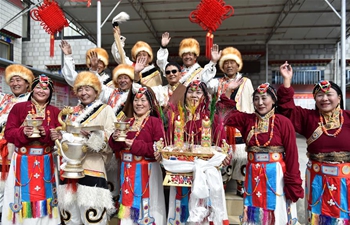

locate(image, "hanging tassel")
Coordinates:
50 34 55 57
209 32 214 57
205 32 214 59
206 32 211 59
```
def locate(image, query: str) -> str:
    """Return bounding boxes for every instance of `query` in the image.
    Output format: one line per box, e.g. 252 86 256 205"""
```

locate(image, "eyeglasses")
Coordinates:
165 69 178 75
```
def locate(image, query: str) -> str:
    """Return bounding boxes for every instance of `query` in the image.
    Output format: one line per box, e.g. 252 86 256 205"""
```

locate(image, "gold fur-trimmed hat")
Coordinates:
219 47 243 72
179 38 200 57
73 71 102 96
131 41 153 64
5 64 34 85
112 64 134 87
86 48 109 68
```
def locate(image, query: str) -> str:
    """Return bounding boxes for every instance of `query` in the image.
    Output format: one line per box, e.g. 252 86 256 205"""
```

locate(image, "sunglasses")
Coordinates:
165 69 178 75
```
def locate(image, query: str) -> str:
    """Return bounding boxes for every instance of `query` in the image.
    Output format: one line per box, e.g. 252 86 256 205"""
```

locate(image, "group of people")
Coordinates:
0 25 348 225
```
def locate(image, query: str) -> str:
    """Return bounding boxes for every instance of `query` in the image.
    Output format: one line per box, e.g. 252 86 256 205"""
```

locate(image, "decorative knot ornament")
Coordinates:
30 0 68 57
189 0 234 59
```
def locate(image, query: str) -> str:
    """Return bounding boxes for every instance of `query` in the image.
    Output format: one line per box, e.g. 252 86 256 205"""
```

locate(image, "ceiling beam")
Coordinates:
266 0 300 44
63 10 97 44
127 0 160 45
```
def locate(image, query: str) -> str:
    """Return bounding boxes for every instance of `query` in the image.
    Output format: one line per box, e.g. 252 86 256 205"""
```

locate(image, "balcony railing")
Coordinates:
272 70 323 85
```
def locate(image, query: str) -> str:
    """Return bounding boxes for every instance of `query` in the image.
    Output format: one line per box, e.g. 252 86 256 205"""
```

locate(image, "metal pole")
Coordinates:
266 43 269 83
341 0 346 109
97 0 101 47
101 0 122 28
324 0 341 19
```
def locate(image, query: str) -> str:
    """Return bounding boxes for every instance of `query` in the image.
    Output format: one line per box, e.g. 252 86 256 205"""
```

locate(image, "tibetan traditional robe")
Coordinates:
221 95 304 225
2 101 60 225
57 100 116 225
278 86 350 224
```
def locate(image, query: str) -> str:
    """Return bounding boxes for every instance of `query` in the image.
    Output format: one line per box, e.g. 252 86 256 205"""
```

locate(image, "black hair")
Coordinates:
313 81 344 110
252 84 278 113
165 61 181 72
29 75 54 104
184 81 210 112
131 88 160 118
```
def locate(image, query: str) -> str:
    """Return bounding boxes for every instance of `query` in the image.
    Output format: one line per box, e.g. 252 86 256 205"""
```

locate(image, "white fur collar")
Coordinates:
72 99 103 126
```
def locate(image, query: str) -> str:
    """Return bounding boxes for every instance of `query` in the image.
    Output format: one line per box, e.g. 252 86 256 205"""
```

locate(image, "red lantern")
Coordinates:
189 0 234 59
30 0 69 57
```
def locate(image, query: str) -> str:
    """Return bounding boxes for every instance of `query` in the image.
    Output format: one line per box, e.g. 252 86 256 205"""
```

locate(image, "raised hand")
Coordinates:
135 56 147 74
280 61 293 88
225 78 243 98
113 26 121 36
59 40 72 55
89 51 99 71
211 44 222 64
161 32 171 47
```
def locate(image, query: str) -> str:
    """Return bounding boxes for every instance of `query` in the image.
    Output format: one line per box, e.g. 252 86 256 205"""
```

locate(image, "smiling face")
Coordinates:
9 75 29 96
76 85 98 106
133 94 151 117
96 60 105 74
117 74 132 91
32 83 51 105
223 60 239 78
253 92 275 115
182 52 197 68
315 88 341 113
165 65 181 86
185 85 204 108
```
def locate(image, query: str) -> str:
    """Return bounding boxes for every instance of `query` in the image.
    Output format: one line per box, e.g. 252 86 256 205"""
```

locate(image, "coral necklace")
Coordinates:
319 109 344 137
254 114 275 147
129 113 150 141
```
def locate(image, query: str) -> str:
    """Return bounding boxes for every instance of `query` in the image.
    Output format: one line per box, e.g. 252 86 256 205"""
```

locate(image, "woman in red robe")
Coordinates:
157 80 229 225
278 61 350 224
2 75 61 225
220 80 304 225
109 86 166 225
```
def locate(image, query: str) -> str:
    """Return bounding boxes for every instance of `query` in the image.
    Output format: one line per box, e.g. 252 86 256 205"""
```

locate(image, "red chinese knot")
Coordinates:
30 0 68 57
189 0 234 59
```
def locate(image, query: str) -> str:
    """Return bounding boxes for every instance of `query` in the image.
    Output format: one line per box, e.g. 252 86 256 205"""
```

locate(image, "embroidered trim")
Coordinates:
72 100 104 126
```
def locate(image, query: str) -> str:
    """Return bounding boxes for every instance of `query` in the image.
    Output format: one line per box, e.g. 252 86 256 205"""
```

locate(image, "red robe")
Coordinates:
277 86 350 154
108 116 166 224
220 95 303 202
2 101 61 221
5 101 60 147
109 116 164 157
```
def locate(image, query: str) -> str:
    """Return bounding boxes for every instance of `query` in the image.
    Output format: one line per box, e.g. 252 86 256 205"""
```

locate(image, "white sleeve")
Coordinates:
206 78 219 95
61 54 78 87
111 42 133 65
99 84 113 104
156 47 169 75
151 85 167 107
242 78 255 113
200 61 217 84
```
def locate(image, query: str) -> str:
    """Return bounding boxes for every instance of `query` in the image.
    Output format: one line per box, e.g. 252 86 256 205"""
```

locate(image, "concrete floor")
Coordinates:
295 134 308 225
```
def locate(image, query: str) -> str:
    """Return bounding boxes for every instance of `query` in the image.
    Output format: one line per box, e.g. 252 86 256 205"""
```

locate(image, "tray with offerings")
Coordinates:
155 139 229 187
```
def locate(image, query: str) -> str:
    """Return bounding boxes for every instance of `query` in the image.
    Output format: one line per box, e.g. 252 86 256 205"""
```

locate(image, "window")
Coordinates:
55 19 86 39
272 69 324 85
0 40 12 60
22 12 30 40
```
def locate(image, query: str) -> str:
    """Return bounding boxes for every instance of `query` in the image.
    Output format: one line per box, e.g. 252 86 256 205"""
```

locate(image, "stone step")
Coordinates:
228 215 241 225
226 191 243 224
108 192 244 225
